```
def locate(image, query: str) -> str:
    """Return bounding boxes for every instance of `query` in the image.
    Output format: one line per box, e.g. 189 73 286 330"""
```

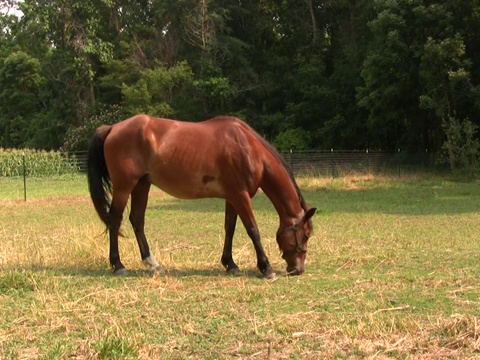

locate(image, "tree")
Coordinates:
357 0 414 150
0 51 47 147
321 0 373 149
1 0 480 161
19 0 115 121
441 117 480 173
121 61 196 118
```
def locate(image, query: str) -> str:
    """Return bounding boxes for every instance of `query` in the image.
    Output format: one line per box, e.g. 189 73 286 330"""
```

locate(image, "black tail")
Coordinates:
87 125 113 228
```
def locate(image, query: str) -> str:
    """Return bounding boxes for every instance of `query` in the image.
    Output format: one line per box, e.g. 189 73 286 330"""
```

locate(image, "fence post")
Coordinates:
366 148 369 173
331 149 337 178
289 149 293 172
397 148 401 178
23 152 27 201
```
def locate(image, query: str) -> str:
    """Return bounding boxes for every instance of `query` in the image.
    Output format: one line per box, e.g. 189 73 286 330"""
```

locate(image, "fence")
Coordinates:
281 150 435 177
1 149 437 178
72 150 436 177
0 150 439 201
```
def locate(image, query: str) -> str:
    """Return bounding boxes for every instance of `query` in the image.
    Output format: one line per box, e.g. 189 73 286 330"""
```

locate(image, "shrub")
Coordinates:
62 104 127 152
441 117 480 174
273 128 312 152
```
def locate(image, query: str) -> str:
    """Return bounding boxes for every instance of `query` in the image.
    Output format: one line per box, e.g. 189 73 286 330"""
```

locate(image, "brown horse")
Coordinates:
87 114 316 279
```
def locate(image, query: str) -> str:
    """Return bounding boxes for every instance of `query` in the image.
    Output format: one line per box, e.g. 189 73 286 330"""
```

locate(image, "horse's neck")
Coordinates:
261 165 304 227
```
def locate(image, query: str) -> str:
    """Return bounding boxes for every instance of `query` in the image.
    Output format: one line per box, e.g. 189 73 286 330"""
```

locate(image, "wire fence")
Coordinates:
72 150 437 177
281 149 437 177
0 149 440 178
0 150 442 201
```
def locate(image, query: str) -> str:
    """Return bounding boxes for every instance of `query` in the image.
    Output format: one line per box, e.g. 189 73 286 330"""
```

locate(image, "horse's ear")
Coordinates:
303 208 316 223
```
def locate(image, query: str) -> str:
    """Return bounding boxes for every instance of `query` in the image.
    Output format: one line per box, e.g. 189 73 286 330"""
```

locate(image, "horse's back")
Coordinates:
103 115 266 199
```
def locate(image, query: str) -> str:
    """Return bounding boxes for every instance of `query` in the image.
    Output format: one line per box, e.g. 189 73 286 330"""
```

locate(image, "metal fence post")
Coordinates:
366 148 369 173
289 149 293 172
23 152 27 201
331 149 337 178
397 148 401 178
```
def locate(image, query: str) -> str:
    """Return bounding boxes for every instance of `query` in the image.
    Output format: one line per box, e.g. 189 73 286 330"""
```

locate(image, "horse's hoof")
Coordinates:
114 268 128 276
264 271 277 281
149 266 165 276
226 267 241 276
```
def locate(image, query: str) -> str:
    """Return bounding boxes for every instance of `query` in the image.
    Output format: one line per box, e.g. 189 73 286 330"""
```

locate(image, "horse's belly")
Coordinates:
148 173 225 199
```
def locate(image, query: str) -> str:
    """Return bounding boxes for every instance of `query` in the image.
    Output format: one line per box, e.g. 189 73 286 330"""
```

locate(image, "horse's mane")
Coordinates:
241 121 309 212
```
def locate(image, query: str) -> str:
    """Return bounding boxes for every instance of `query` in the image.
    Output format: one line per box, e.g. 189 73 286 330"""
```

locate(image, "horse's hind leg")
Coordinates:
109 190 130 275
221 201 240 275
129 176 163 274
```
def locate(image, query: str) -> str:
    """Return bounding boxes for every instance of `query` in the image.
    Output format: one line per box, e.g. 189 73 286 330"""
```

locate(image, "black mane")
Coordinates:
244 122 309 212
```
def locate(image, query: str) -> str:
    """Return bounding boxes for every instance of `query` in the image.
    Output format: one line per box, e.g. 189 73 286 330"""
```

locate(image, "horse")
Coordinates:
87 114 316 279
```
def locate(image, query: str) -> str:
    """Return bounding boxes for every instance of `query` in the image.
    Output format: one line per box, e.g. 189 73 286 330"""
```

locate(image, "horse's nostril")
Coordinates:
287 267 305 276
286 267 303 276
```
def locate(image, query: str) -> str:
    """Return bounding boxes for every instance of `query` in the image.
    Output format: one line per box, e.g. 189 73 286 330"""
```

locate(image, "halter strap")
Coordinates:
280 222 306 254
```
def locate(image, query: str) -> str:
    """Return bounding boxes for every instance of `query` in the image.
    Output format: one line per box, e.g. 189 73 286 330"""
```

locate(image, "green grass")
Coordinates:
0 174 479 358
0 175 87 201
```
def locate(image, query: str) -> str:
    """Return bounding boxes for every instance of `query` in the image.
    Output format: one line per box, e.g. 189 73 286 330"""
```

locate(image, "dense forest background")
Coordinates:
1 0 480 167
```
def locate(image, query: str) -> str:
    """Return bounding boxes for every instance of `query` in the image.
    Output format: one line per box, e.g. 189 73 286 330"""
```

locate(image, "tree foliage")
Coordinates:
441 117 480 173
0 0 480 160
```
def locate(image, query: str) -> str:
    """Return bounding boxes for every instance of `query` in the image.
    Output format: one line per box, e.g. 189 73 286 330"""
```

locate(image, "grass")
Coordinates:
0 173 479 359
0 175 86 201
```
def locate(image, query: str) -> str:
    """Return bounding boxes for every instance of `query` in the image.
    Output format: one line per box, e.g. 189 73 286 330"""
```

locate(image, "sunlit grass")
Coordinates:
1 174 479 358
0 175 87 202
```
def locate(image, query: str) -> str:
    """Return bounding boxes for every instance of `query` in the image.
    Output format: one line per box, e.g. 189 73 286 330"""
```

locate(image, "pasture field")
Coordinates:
0 174 479 359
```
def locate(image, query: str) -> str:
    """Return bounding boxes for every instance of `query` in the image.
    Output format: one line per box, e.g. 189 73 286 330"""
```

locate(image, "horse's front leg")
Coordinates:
232 194 277 280
244 225 276 280
221 201 240 275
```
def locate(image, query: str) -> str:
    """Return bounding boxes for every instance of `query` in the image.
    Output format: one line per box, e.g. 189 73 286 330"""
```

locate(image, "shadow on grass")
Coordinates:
315 185 480 215
148 181 480 215
10 265 113 278
7 264 265 279
164 267 263 279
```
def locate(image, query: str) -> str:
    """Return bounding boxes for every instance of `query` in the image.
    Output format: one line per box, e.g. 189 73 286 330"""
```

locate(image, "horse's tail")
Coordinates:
87 125 113 228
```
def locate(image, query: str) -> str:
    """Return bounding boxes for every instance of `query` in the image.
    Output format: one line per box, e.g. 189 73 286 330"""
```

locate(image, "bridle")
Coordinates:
279 222 307 256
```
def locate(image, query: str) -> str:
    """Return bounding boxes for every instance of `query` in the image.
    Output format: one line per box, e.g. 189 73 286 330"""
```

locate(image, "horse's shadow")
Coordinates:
161 267 263 279
13 265 265 279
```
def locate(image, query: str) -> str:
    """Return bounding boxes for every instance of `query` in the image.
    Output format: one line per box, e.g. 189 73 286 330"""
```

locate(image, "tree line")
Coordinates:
1 0 479 168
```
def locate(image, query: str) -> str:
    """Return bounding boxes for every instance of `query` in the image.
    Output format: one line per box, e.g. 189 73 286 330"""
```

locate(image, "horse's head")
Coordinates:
276 208 316 276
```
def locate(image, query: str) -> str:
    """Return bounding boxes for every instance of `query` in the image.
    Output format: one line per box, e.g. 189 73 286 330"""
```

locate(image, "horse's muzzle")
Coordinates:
286 266 305 276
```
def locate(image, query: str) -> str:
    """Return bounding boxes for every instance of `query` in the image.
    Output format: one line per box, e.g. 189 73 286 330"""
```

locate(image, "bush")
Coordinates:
273 128 312 152
0 148 80 177
441 117 480 174
62 105 127 152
